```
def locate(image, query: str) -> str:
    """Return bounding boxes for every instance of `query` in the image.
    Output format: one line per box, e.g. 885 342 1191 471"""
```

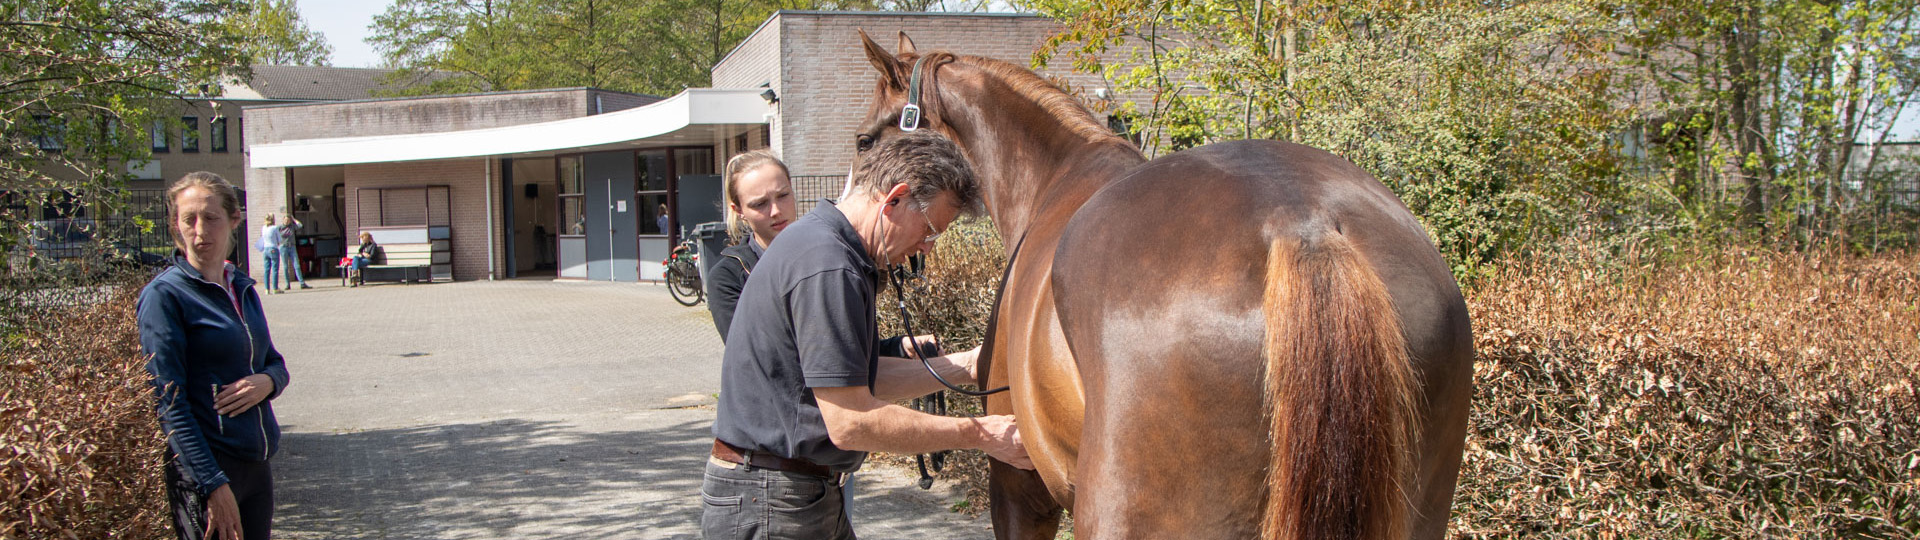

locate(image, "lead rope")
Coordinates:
888 258 1008 489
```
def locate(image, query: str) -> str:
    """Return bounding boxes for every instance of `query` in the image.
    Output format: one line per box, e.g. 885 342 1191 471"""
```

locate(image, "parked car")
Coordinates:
8 218 170 276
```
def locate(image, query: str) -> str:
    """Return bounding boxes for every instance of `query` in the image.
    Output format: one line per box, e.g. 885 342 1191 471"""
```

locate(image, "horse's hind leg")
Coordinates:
990 459 1063 540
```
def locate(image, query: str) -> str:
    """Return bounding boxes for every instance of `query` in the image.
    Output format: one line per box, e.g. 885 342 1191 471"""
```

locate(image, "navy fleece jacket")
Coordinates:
137 255 289 495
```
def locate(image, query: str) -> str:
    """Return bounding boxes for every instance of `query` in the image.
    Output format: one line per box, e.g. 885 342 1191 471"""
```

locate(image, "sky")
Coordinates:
294 0 393 68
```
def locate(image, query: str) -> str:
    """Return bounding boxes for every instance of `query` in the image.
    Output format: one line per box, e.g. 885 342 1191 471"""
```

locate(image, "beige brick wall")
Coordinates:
242 89 598 145
714 18 784 161
151 101 250 185
344 159 502 281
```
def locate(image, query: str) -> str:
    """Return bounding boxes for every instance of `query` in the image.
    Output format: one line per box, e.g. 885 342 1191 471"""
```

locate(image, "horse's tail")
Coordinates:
1261 231 1419 540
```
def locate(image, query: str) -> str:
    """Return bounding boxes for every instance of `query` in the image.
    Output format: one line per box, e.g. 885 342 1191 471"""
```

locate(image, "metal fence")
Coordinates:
791 175 847 215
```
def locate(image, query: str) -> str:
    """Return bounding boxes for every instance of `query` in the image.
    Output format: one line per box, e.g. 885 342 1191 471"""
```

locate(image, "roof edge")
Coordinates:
243 86 663 110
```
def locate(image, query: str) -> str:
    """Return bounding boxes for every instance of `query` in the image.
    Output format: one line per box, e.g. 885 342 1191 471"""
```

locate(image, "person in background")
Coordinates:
705 150 796 342
277 214 311 290
656 203 671 236
349 231 377 287
258 214 282 294
139 171 290 540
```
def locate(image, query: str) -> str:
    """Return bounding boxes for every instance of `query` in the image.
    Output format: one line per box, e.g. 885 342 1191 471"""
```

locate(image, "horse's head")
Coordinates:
852 30 1140 241
852 30 959 177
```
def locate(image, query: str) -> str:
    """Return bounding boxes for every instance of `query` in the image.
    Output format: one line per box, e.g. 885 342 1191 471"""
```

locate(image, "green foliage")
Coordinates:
1021 0 1920 274
227 0 333 66
368 0 883 97
1 0 250 253
1620 0 1920 248
1025 0 1636 277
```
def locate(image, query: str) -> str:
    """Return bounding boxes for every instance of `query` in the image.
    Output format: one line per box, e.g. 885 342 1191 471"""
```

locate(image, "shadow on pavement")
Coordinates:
273 415 712 539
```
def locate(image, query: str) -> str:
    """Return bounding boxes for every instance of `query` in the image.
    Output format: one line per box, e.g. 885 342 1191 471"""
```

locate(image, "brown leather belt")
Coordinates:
711 439 835 479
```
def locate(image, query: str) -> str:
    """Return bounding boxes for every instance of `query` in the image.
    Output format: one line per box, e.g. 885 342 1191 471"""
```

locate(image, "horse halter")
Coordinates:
899 56 929 132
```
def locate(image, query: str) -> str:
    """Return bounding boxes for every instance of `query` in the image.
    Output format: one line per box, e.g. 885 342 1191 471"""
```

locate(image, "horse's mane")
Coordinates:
939 52 1126 145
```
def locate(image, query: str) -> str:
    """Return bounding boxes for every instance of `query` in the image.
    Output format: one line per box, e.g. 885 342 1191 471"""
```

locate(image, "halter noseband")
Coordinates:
900 56 929 132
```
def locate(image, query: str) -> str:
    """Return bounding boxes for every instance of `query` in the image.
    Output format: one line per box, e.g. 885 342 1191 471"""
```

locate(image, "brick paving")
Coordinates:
260 278 990 539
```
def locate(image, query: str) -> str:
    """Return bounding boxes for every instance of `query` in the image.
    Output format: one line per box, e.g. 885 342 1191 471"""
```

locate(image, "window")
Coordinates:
31 115 65 152
557 155 585 236
150 120 168 153
180 116 199 152
638 150 671 236
1108 113 1142 148
734 132 750 154
210 117 228 152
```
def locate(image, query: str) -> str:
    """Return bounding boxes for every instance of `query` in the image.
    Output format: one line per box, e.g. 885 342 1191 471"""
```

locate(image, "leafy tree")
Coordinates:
1622 0 1920 246
2 0 248 246
369 0 880 97
227 0 333 66
1021 0 1920 270
1023 0 1636 276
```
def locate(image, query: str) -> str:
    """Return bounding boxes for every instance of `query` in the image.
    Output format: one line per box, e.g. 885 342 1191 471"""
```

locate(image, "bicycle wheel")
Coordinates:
667 264 703 306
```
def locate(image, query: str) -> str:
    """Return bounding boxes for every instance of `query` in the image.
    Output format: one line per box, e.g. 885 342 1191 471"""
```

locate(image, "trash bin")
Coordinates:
691 221 730 282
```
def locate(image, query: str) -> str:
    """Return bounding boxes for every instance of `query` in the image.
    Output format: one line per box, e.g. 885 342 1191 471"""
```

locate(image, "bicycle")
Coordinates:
664 236 703 306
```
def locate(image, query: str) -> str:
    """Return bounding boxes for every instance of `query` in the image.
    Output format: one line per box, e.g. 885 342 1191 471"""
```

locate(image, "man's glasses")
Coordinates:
914 203 949 244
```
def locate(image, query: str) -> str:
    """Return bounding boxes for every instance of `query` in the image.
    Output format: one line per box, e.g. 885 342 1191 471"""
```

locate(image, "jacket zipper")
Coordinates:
201 267 268 460
233 282 268 460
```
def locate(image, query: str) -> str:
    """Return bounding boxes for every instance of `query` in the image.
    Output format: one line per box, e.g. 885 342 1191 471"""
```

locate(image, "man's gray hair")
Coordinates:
851 131 982 216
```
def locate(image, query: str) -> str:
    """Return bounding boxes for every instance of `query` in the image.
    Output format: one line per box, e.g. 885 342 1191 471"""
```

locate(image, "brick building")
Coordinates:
243 10 1142 283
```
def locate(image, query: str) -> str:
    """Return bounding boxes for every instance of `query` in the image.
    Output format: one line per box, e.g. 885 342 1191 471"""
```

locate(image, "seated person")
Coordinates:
349 231 378 286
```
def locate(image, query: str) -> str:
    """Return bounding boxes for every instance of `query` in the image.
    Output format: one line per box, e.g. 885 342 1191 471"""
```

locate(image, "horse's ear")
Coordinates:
897 32 917 55
859 29 906 90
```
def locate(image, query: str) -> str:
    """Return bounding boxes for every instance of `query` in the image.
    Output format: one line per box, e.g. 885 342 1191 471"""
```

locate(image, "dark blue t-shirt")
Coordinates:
711 202 879 473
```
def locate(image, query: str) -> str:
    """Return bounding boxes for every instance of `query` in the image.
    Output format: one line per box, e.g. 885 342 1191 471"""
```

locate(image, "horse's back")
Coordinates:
1050 139 1472 539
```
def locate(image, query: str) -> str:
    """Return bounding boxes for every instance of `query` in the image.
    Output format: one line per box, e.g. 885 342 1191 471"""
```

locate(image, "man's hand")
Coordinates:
215 374 275 417
971 415 1033 470
205 484 243 540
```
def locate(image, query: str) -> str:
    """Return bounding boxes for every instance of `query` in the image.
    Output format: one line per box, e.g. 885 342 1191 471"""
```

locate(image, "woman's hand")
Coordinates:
903 334 940 360
205 484 244 539
215 374 275 417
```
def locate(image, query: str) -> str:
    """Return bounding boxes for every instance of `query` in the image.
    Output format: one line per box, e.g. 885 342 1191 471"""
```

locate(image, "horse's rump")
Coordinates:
1049 141 1427 538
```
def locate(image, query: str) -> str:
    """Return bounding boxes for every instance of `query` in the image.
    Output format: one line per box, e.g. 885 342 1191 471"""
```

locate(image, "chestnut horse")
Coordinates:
851 32 1474 540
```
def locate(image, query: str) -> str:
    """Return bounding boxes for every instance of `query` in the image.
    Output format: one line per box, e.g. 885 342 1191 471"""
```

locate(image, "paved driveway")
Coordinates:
261 278 988 539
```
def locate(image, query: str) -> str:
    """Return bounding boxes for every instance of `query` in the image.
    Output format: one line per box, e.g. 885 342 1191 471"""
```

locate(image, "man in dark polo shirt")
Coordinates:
701 132 1032 539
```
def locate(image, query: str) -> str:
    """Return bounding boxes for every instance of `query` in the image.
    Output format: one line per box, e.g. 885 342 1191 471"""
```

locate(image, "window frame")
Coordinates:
150 119 169 153
210 117 228 153
180 116 199 153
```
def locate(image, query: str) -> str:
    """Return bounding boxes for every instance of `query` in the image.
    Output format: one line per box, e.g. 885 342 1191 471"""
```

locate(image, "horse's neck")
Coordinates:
981 142 1142 245
941 82 1145 243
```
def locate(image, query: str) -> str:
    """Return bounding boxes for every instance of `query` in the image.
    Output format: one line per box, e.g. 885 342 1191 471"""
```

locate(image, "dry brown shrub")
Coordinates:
876 218 1006 514
1457 245 1920 537
0 271 169 538
894 228 1920 536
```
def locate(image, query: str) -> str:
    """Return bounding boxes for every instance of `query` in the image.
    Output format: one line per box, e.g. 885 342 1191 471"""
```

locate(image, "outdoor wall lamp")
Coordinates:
760 88 779 104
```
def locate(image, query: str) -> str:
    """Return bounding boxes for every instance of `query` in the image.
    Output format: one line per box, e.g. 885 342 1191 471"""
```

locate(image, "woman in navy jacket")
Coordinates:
138 171 290 540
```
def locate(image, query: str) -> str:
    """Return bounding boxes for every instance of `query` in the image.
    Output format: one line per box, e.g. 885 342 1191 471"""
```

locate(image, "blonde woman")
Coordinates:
706 150 797 341
349 231 377 287
258 214 283 293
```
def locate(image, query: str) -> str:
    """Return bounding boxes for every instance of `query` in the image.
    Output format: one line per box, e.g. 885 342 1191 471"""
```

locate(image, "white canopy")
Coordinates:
248 88 770 168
